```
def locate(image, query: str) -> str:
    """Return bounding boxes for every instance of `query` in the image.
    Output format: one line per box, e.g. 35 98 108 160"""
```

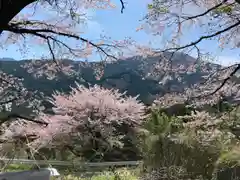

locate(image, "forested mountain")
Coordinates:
0 52 225 105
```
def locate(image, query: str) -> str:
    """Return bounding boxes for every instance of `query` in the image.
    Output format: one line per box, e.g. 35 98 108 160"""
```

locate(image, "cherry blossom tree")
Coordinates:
0 0 134 97
0 0 131 131
1 0 128 62
138 0 240 99
0 0 125 31
0 82 146 160
0 71 46 128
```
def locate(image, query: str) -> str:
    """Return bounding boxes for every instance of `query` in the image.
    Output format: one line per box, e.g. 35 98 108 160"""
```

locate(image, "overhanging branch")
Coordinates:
163 20 240 52
182 0 228 21
0 0 126 35
3 23 118 60
0 0 36 34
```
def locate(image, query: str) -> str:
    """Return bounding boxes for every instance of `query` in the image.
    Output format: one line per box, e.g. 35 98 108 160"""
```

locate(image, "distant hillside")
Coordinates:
0 53 227 105
0 58 15 61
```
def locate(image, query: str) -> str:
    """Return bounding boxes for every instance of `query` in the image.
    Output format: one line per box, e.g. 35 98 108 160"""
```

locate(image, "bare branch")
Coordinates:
207 64 240 96
0 0 126 36
182 0 228 21
163 20 240 52
119 0 125 13
0 97 18 105
0 113 48 126
3 22 118 60
0 0 36 34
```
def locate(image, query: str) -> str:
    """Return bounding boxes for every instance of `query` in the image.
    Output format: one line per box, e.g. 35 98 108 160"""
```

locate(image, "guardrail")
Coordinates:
0 158 142 167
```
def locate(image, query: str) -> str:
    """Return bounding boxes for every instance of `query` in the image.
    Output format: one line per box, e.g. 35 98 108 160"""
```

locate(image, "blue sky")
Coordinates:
0 0 240 66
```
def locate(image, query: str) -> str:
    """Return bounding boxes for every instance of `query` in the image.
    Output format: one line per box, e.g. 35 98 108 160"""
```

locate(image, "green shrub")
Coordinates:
138 109 240 180
2 163 32 172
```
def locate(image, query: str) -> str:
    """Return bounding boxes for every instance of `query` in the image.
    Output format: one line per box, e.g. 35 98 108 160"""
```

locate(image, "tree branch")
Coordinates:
0 0 36 34
163 20 240 52
3 23 118 60
0 97 18 105
0 112 48 126
207 64 240 96
119 0 125 13
0 0 126 36
182 0 228 21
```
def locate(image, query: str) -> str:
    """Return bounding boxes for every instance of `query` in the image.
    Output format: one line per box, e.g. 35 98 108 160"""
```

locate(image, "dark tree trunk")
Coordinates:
0 0 36 34
25 148 31 159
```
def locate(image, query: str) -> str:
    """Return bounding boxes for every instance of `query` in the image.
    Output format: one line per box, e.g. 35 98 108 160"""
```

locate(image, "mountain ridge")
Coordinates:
0 53 233 105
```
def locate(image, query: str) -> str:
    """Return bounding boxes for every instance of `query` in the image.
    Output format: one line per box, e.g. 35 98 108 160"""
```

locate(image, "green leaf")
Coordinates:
214 5 233 14
147 4 153 9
